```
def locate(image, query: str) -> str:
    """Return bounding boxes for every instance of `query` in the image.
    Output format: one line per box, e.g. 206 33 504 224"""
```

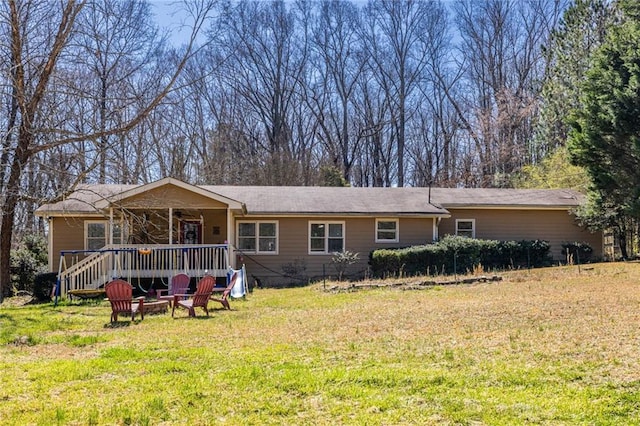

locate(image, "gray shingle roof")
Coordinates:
35 183 584 216
207 186 447 215
428 188 584 208
35 184 138 215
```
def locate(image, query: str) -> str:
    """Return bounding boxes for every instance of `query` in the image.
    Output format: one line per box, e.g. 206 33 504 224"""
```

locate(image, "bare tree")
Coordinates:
360 0 446 187
307 0 366 183
0 0 213 300
72 0 172 184
451 0 565 186
211 0 311 185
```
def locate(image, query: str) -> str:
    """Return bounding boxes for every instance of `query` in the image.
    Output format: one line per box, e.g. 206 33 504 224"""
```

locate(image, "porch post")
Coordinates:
47 216 54 271
109 208 114 245
169 207 173 245
168 207 174 284
227 207 235 269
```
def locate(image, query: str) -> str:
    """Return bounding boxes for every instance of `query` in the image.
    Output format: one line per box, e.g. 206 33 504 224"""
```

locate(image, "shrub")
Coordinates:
331 250 359 281
33 272 57 302
369 236 552 278
561 242 593 264
9 234 49 296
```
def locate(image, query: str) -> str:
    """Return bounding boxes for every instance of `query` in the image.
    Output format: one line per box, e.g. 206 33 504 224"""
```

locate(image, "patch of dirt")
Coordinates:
324 275 503 292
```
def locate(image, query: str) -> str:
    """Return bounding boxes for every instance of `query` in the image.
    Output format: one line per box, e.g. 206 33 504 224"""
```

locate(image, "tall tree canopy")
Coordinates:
535 0 614 160
567 0 640 258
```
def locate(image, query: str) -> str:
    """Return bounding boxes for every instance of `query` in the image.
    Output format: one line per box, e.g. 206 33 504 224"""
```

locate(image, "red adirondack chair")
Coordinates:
105 279 145 323
211 270 239 310
157 273 190 307
172 275 215 317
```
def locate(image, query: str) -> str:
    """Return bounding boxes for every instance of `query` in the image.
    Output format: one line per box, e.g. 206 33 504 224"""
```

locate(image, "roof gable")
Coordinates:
94 177 244 211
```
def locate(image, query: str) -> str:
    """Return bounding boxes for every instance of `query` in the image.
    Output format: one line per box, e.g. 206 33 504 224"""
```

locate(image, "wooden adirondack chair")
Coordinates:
211 270 240 310
157 273 190 307
172 275 215 317
105 279 145 323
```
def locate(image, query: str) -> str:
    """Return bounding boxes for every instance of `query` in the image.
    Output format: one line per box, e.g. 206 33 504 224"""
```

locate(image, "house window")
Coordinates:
309 222 344 254
85 221 107 250
85 220 126 249
237 221 278 254
376 219 399 243
456 219 475 238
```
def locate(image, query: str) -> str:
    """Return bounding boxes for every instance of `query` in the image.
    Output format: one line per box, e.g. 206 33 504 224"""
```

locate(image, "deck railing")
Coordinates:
56 244 229 298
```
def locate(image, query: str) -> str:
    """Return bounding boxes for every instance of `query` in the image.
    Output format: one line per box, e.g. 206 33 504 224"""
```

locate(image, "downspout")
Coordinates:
433 217 442 242
168 207 174 284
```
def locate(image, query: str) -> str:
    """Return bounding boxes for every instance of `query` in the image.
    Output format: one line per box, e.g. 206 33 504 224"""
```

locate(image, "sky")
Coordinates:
150 1 196 46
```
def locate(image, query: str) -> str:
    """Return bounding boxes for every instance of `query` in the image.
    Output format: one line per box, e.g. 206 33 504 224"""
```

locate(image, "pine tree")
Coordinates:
567 0 640 258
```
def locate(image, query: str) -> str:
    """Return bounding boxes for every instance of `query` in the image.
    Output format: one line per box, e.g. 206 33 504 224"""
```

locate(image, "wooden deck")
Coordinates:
56 244 230 299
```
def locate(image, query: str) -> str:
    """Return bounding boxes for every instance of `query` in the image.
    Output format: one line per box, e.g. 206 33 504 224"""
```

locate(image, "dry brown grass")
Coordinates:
317 262 640 384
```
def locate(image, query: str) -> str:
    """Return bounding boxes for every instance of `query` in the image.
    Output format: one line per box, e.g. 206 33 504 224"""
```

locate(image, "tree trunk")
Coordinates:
0 139 30 299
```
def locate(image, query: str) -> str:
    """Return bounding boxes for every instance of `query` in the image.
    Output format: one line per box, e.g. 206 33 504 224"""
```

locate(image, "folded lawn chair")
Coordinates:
172 275 215 317
105 279 145 323
157 273 190 307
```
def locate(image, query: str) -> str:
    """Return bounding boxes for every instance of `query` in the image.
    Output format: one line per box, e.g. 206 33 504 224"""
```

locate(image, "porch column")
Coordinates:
47 216 54 271
109 208 114 245
227 207 235 269
169 207 173 245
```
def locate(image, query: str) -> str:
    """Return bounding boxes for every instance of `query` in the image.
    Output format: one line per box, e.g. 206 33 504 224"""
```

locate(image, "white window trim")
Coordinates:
375 218 399 243
85 220 108 251
236 220 279 255
308 221 345 255
455 219 476 238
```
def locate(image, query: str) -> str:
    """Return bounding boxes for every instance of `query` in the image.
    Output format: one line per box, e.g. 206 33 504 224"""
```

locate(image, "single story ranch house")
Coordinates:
35 177 603 296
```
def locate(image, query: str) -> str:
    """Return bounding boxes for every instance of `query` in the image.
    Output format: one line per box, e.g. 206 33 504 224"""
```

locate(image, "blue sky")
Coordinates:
150 0 195 46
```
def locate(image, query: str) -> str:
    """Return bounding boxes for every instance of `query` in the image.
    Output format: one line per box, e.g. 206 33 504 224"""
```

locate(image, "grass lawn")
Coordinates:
1 262 640 425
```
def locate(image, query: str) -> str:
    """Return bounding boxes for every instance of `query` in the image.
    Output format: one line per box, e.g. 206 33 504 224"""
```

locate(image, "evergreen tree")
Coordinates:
567 0 640 258
535 0 614 161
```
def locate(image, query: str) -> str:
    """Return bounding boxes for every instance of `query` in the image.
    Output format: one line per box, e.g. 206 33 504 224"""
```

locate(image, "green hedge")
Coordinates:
369 235 553 277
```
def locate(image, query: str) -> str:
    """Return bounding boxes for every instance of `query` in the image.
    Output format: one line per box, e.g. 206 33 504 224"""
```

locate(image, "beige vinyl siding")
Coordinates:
200 210 228 245
50 216 98 272
439 209 603 261
239 216 434 285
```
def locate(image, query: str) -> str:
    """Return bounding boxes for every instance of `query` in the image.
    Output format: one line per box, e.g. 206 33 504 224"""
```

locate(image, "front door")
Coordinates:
180 220 202 244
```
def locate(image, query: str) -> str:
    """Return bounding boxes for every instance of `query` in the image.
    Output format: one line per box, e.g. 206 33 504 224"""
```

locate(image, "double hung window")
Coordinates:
85 220 125 250
309 222 344 254
238 221 278 253
455 219 475 238
375 219 399 243
85 221 107 250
